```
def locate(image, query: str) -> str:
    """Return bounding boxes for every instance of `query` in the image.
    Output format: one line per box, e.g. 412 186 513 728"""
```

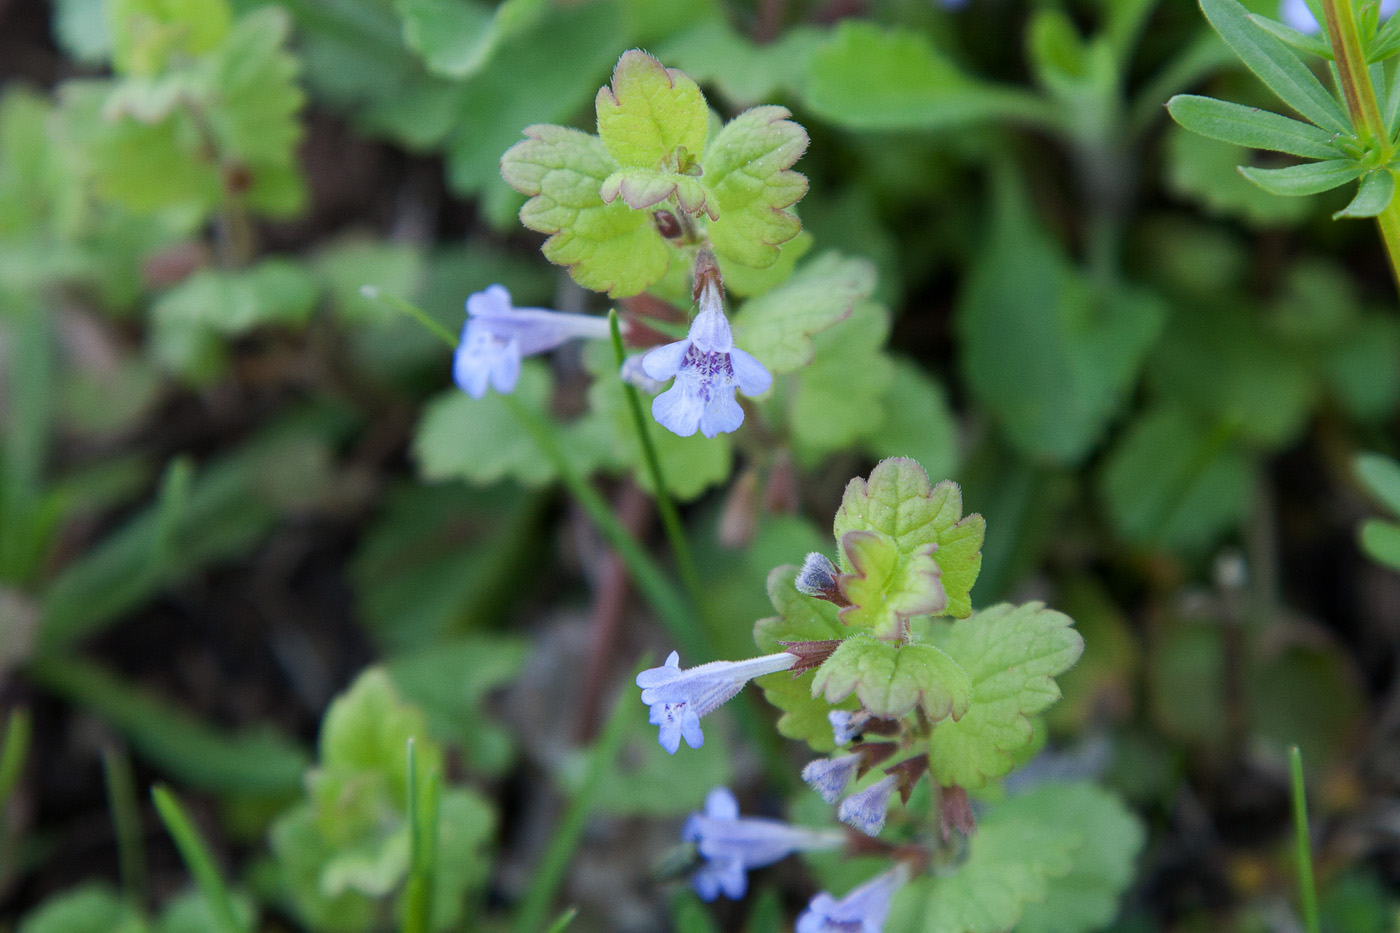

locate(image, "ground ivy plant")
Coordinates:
637 458 1144 933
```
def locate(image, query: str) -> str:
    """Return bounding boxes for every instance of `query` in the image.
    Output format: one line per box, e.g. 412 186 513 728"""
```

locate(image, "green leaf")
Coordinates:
398 0 546 79
801 21 1037 131
1361 519 1400 569
657 21 823 108
386 636 530 775
833 458 985 619
581 344 732 501
151 259 319 382
958 168 1164 463
731 251 873 374
700 105 809 268
887 791 1079 933
595 49 709 170
18 884 144 933
1240 159 1363 195
501 124 671 297
859 360 960 488
1246 12 1334 59
1199 0 1350 133
28 656 308 795
925 603 1083 789
811 635 971 721
593 699 735 817
1098 405 1256 552
752 565 856 751
1147 297 1316 446
109 0 231 76
1356 452 1400 514
1335 167 1396 217
319 669 440 803
413 364 557 488
836 530 946 639
1166 94 1345 158
996 783 1145 933
787 300 896 462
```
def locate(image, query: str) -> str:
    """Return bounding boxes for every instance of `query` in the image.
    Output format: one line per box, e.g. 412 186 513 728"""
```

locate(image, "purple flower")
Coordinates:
684 787 845 901
797 864 911 933
837 775 899 837
636 651 797 753
829 710 870 747
453 284 611 398
1281 0 1398 32
802 754 861 804
640 280 771 438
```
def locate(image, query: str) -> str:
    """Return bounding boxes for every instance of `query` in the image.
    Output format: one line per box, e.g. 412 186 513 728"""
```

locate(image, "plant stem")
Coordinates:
1320 0 1400 292
102 747 149 913
1289 746 1322 933
151 785 245 933
0 709 30 816
510 682 633 933
607 310 704 606
402 738 439 933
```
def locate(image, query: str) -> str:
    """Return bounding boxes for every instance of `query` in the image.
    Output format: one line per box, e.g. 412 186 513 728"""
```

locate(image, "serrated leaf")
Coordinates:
1335 168 1396 217
1361 519 1400 569
731 251 873 374
595 50 709 169
109 0 231 76
1166 94 1345 158
996 783 1144 933
318 669 440 802
1240 159 1362 194
887 789 1079 933
753 565 856 751
802 21 1037 131
1356 452 1400 514
836 530 946 639
925 603 1083 789
1199 0 1350 133
811 635 971 721
700 104 808 268
600 167 713 216
501 124 670 297
414 364 559 488
833 459 985 619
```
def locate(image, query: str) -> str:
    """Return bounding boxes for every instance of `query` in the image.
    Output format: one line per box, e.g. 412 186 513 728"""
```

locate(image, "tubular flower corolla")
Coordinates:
453 284 611 398
636 650 797 753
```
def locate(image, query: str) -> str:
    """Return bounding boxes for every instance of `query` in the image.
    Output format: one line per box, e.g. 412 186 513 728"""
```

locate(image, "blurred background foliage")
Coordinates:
0 0 1398 929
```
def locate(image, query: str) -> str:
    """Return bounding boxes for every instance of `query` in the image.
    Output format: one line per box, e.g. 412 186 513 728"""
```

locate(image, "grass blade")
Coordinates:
102 746 149 912
1290 746 1321 933
402 738 441 933
151 785 245 933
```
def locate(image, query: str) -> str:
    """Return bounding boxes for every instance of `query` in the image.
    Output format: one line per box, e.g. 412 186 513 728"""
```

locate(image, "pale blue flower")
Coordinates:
829 709 869 747
797 864 910 933
802 754 861 804
640 280 771 438
453 284 611 398
837 775 899 837
684 787 845 901
636 650 797 753
1281 0 1398 33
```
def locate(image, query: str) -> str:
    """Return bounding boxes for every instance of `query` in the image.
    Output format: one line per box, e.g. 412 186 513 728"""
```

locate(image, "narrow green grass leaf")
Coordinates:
151 785 246 933
1335 168 1396 217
